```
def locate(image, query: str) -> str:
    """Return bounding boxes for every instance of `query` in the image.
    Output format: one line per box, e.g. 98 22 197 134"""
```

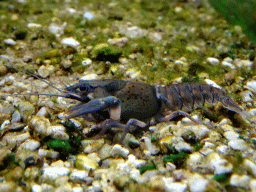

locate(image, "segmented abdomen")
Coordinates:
161 83 244 114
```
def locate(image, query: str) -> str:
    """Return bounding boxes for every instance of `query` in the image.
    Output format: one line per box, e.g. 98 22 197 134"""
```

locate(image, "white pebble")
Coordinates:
31 184 42 192
110 144 129 158
228 139 248 151
216 145 228 154
174 141 193 153
249 179 256 192
142 137 160 155
248 108 256 116
244 159 256 177
222 61 236 69
247 81 256 91
223 131 239 141
237 60 254 68
83 12 94 20
82 58 92 66
189 174 209 192
206 57 219 65
72 187 83 192
205 79 222 89
207 153 233 175
80 74 98 80
165 182 187 192
42 167 70 180
61 37 80 47
18 139 40 151
4 38 16 45
230 174 250 188
70 170 89 181
27 23 42 28
36 107 48 116
241 91 254 102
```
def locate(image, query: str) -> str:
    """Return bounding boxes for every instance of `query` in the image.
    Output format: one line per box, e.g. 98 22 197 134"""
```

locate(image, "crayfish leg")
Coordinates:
93 119 148 143
164 110 201 124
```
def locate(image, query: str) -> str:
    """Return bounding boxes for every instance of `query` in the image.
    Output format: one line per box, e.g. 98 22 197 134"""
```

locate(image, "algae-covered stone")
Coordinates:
5 166 23 181
30 116 52 138
43 49 62 59
114 175 130 190
92 43 122 62
75 154 98 171
17 101 35 122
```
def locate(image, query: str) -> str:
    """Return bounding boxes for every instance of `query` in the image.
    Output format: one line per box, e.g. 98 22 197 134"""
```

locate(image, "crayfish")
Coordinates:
28 78 244 143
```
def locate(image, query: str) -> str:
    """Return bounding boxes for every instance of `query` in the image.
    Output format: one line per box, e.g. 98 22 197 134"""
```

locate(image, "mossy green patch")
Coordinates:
208 0 256 41
45 120 82 160
139 160 157 174
0 154 20 171
92 43 122 62
212 173 230 182
163 152 189 168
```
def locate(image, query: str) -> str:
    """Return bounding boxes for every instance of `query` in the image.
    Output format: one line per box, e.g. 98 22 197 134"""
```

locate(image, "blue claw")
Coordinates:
66 96 121 118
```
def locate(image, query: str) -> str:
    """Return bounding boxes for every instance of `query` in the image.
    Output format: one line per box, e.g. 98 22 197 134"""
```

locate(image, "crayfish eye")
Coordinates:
79 83 92 92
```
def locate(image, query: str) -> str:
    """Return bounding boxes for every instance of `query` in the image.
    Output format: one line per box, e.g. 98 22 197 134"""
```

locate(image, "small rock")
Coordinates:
222 61 236 69
186 152 204 169
205 79 222 89
24 167 40 180
244 159 256 177
249 179 256 191
30 116 52 138
4 38 16 46
0 181 17 191
165 182 187 192
69 169 89 182
83 12 94 20
61 37 80 47
75 154 98 171
107 37 128 47
223 131 239 141
48 23 66 36
230 174 250 188
228 139 248 151
17 139 40 151
5 166 23 181
36 107 48 116
216 145 228 154
38 149 59 159
241 91 254 102
206 152 233 175
31 184 42 192
60 59 72 69
38 65 51 78
82 58 92 66
27 23 42 28
0 65 8 76
17 101 35 121
80 74 98 80
110 144 130 158
174 141 193 153
42 167 70 180
2 132 30 147
188 173 209 192
114 175 130 190
22 56 33 63
11 110 21 123
237 59 254 68
247 81 256 91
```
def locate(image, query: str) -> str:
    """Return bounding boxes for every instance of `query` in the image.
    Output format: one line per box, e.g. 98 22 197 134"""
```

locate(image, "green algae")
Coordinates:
163 152 189 168
208 0 256 42
45 120 82 160
139 160 157 174
212 173 230 183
